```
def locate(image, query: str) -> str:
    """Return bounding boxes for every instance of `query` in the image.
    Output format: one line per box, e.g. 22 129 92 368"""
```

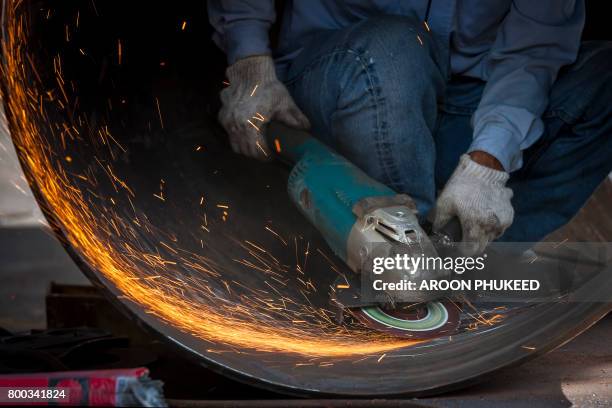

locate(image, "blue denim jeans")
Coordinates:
284 16 612 242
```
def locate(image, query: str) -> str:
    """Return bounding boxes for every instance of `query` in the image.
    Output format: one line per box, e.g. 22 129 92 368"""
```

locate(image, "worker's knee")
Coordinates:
285 15 443 205
339 15 445 95
288 15 445 112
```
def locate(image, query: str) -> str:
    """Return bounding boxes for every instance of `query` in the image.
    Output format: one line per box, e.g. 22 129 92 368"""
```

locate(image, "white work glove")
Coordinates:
434 154 514 255
219 55 310 160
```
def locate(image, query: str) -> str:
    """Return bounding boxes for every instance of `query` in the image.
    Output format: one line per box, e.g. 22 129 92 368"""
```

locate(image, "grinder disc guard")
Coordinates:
2 1 611 397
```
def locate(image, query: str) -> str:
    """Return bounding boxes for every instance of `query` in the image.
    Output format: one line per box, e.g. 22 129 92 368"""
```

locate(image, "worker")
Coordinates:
208 1 611 254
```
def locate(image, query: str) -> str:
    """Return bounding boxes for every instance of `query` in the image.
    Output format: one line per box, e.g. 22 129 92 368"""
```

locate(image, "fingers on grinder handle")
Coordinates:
437 217 463 243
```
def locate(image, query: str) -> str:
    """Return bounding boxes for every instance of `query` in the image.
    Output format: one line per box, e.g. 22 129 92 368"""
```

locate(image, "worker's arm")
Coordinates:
469 0 585 172
207 1 310 159
207 0 276 64
435 1 584 253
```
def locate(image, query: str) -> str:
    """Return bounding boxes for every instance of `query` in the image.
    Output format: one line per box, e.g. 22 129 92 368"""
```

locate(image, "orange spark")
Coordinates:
247 119 260 132
155 97 164 129
117 39 122 65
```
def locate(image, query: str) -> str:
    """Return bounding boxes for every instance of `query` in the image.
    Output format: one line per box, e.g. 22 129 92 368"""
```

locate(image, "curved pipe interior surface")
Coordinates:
2 0 611 396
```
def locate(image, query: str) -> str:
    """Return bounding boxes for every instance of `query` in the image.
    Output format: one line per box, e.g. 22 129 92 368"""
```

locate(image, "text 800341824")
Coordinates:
0 388 68 403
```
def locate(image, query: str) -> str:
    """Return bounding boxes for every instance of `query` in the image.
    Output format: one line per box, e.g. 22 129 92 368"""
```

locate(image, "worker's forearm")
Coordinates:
469 151 503 172
471 0 584 172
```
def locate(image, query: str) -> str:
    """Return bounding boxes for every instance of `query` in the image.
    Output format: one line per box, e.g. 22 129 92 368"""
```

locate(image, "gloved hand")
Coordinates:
434 154 514 255
219 55 310 160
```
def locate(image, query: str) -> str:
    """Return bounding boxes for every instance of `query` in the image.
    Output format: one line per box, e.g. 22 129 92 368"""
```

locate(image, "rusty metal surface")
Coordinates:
2 0 611 397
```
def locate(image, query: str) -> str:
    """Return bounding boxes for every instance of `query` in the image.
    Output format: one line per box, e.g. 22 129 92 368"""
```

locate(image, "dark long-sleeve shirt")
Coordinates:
208 1 584 172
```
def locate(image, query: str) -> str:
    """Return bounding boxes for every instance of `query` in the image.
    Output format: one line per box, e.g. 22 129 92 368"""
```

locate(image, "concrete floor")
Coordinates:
428 316 612 407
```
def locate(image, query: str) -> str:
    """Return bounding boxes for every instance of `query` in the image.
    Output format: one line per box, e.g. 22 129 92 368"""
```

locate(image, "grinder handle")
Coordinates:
265 121 312 163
